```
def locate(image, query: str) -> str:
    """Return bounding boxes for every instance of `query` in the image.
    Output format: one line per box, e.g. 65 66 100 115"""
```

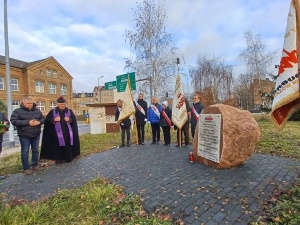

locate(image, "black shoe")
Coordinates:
175 144 180 147
141 142 145 145
157 141 160 144
119 144 125 148
55 160 65 165
185 143 189 147
0 175 6 180
163 143 170 146
150 141 156 145
127 143 130 147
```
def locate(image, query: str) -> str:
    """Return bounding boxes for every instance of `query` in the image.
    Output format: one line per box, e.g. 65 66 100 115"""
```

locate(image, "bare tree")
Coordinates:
238 30 277 81
189 54 234 104
233 74 253 110
124 0 178 100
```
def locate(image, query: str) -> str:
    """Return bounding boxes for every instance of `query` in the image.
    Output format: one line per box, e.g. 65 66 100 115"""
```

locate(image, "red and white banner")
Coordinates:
136 102 145 115
271 0 300 130
172 73 188 129
161 110 172 128
191 106 199 120
150 105 160 118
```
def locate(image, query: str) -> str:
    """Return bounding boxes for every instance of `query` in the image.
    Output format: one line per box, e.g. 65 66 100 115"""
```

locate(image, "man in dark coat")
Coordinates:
10 97 45 175
115 99 131 147
40 96 80 164
160 101 172 146
134 93 148 145
190 93 204 138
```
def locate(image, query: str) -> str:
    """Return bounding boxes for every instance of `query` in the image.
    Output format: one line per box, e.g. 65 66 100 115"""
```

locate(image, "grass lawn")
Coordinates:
0 115 299 224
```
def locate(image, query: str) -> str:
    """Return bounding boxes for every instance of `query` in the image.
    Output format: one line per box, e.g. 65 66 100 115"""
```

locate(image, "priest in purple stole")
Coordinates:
40 96 80 164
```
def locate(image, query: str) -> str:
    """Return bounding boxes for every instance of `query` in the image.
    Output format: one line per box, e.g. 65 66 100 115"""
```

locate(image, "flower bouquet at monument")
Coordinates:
0 121 8 135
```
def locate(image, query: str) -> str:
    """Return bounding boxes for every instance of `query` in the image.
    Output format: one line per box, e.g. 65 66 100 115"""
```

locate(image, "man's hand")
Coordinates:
54 116 61 122
29 119 40 126
65 116 70 122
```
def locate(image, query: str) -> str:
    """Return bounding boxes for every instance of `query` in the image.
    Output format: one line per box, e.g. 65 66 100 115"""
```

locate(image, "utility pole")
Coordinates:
4 0 15 147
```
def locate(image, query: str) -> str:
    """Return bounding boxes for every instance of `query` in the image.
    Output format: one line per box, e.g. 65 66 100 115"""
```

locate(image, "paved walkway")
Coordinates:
0 143 299 225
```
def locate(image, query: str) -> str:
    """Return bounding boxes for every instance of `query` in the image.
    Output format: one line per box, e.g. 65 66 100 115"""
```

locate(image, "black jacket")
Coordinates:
10 103 45 138
134 99 148 125
115 106 131 128
190 101 204 125
160 107 172 127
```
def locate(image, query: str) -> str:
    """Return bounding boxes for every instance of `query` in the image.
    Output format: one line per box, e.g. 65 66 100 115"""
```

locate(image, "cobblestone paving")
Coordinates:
0 143 299 224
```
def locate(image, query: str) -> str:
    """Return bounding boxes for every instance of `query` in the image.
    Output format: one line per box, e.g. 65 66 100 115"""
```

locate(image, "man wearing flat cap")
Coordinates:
40 96 80 164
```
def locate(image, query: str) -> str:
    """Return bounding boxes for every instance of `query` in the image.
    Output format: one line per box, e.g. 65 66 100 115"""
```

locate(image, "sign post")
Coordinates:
116 72 136 92
105 81 117 90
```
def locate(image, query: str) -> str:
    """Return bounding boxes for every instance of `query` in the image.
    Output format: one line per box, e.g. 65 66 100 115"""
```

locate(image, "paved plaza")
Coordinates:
0 143 299 224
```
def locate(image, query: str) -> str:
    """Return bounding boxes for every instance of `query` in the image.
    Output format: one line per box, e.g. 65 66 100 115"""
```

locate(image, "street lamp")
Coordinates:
98 76 104 103
4 0 15 147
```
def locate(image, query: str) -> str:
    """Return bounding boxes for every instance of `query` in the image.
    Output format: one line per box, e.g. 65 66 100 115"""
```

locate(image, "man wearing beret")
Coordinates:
40 96 80 164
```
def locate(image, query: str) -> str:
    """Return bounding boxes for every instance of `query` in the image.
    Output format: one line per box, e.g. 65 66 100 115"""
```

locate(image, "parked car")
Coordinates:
249 106 261 113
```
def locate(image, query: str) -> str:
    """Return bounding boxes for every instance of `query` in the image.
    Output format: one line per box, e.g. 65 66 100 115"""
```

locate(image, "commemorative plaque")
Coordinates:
197 114 221 163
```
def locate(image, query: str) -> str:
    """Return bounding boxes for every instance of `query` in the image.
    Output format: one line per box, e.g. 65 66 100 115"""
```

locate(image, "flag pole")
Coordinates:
127 74 138 145
179 128 182 148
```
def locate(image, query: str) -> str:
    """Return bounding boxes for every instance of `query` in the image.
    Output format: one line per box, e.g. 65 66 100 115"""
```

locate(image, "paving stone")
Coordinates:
0 144 299 225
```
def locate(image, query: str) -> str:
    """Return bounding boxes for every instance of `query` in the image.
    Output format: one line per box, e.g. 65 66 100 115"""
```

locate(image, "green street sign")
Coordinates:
116 72 136 92
105 81 116 90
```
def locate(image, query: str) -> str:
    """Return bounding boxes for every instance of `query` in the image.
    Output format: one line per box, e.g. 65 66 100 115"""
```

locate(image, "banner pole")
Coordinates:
134 114 139 145
179 128 182 148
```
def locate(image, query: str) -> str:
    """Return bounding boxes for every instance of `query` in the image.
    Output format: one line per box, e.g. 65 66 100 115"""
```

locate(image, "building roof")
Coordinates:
0 55 53 69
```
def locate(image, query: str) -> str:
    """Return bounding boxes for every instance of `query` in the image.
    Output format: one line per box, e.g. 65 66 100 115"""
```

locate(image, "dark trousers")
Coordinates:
177 122 190 145
121 126 130 144
151 123 160 142
191 123 197 138
137 124 145 143
19 134 40 170
162 126 171 145
0 142 2 154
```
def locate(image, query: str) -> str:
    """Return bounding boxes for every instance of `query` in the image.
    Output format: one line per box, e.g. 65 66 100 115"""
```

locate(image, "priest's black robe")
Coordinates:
40 107 80 162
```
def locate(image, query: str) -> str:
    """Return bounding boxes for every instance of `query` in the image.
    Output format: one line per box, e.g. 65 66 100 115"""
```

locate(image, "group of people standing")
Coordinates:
0 96 80 176
115 93 204 148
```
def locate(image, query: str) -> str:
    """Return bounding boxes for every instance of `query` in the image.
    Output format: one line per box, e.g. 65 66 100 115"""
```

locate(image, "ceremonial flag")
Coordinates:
172 72 188 129
117 78 136 124
271 0 300 130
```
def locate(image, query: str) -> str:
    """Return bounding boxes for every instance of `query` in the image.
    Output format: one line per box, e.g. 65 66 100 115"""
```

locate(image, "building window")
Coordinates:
39 70 43 75
35 81 44 93
12 100 20 110
46 69 51 77
0 76 4 90
49 83 56 94
60 84 67 95
11 78 19 91
53 70 57 78
50 101 56 109
36 101 45 112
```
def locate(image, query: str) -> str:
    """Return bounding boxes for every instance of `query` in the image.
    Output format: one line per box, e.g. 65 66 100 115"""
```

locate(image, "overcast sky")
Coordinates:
0 0 291 93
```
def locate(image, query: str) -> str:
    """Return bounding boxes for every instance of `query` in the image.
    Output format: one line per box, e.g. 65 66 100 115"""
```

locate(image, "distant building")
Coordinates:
72 92 96 115
0 55 73 114
93 86 123 104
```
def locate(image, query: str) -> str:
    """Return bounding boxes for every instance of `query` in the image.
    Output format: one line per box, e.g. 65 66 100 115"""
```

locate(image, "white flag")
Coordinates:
172 73 188 129
271 0 300 130
117 79 136 124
